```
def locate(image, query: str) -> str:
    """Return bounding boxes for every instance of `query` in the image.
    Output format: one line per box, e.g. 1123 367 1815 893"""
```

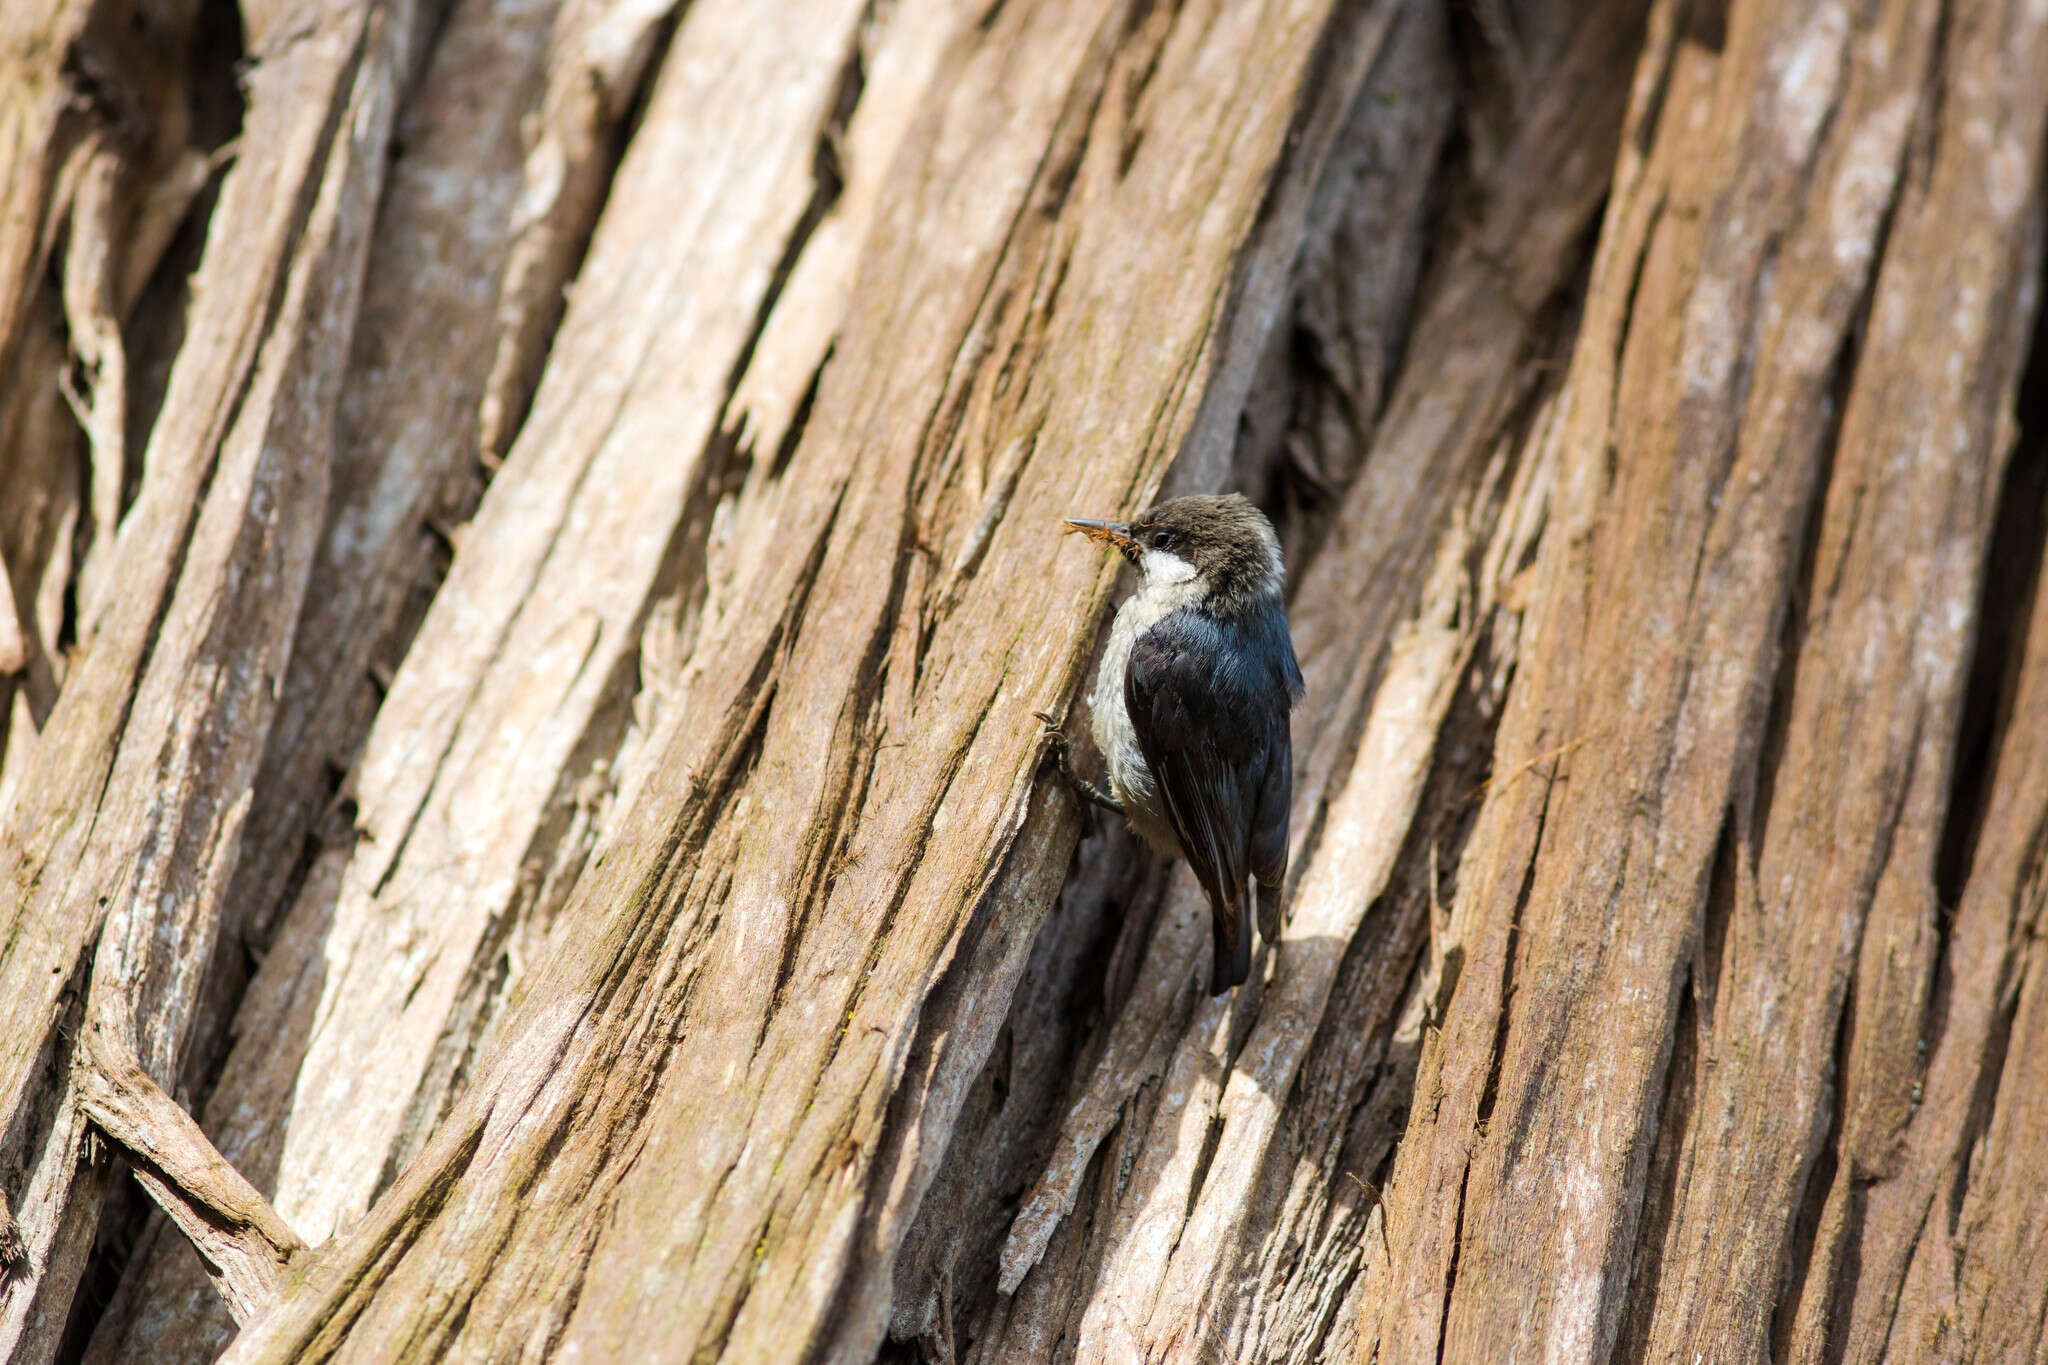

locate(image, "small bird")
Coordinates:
1042 493 1303 993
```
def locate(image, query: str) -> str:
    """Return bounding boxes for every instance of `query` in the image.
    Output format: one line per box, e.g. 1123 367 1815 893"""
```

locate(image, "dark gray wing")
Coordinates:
1126 603 1299 993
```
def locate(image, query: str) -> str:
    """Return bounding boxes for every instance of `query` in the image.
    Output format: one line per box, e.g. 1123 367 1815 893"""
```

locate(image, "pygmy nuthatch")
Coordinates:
1042 494 1304 993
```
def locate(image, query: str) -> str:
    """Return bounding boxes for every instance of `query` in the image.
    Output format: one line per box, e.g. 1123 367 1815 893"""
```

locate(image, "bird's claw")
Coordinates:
1034 709 1122 816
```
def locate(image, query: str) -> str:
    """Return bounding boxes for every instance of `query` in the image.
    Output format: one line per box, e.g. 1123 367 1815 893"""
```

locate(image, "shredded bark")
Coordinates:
2 0 2046 1361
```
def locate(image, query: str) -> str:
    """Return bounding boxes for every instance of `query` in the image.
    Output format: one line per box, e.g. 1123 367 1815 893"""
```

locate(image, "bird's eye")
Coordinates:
1150 530 1173 550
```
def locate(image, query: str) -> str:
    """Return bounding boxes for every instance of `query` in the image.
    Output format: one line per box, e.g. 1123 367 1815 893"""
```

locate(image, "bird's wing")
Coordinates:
1249 718 1293 945
1249 707 1293 893
1125 607 1294 992
1245 594 1300 895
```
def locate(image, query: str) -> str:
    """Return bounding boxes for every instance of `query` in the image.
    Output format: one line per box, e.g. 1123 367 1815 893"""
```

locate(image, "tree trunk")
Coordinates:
1 0 2044 1361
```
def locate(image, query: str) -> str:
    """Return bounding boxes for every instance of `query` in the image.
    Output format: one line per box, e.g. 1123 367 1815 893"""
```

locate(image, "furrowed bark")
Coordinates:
1828 456 2048 1365
80 0 559 1352
474 0 689 463
1381 0 1888 1350
1794 9 2048 1359
219 2 1394 1359
959 3 1642 1357
1367 0 2048 1360
1641 1 2048 1357
887 2 1473 1351
9 0 2048 1356
0 0 210 803
890 0 1463 1343
244 0 877 1259
0 0 410 1356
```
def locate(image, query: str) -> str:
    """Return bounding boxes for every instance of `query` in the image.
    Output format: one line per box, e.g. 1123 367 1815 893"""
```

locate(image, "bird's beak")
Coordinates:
1062 517 1142 565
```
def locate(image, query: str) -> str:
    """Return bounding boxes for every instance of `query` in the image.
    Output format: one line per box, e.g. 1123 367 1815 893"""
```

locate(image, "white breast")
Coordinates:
1088 567 1204 857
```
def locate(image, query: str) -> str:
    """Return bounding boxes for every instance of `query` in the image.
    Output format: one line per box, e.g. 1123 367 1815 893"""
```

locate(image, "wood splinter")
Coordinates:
71 1031 305 1325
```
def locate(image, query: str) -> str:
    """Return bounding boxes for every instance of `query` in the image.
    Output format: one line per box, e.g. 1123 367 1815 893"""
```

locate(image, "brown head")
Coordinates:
1063 493 1284 614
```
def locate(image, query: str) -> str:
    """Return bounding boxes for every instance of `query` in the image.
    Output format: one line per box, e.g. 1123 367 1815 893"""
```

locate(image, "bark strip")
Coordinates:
73 1030 303 1326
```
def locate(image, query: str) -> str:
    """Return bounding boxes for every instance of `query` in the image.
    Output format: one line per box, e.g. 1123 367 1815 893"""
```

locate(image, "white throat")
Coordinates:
1140 549 1199 590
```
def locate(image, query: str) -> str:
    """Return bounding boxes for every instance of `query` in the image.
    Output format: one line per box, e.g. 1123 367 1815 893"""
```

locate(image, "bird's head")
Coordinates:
1063 493 1283 611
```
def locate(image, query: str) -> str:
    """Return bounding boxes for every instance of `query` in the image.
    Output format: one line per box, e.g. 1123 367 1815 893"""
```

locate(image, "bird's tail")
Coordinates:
1209 890 1252 995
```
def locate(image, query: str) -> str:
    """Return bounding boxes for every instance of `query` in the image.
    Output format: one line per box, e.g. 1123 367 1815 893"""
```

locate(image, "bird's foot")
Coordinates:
1033 711 1123 814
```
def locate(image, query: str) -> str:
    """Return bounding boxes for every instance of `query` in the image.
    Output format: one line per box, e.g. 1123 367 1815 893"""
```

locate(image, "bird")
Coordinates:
1040 493 1303 994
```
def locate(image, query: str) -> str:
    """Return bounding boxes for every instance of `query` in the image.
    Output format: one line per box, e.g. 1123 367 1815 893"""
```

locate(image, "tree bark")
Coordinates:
1 0 2045 1362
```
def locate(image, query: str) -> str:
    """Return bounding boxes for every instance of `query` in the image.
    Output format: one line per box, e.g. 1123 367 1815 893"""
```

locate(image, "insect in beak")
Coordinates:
1063 517 1142 566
